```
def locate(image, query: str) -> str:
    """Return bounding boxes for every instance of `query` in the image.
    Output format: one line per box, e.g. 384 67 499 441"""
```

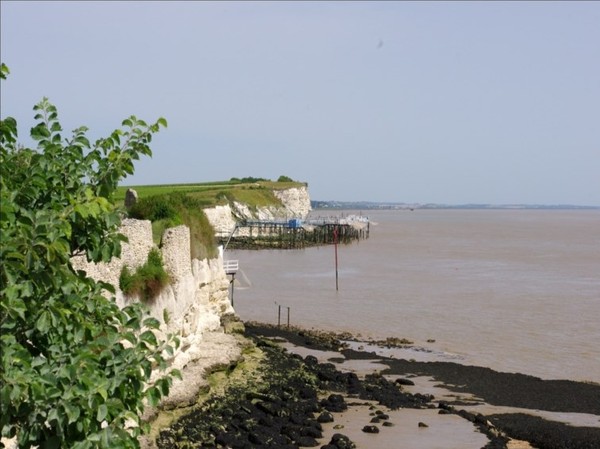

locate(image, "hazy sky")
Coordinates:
2 1 599 205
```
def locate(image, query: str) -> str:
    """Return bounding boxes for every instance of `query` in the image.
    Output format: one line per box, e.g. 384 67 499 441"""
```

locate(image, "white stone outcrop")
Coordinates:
273 186 312 218
71 218 154 294
161 225 193 282
203 204 237 237
70 219 235 370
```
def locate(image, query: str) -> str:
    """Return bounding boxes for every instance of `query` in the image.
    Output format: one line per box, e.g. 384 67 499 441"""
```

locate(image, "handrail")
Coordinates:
223 259 239 274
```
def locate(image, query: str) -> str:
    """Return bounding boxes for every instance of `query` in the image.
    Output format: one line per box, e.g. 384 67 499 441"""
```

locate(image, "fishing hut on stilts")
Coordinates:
219 215 370 250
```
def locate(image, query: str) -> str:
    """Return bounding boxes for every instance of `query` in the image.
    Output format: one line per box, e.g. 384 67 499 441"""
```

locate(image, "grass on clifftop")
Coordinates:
115 179 306 208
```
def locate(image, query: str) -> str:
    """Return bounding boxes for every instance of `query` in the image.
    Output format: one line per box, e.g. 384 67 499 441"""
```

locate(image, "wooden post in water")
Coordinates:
229 273 235 307
277 304 290 327
334 225 339 291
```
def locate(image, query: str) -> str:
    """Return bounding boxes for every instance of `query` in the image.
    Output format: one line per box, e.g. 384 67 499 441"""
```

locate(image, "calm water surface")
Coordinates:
230 209 600 383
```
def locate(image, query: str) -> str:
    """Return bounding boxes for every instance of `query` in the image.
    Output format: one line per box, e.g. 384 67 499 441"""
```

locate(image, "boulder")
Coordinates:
124 188 138 208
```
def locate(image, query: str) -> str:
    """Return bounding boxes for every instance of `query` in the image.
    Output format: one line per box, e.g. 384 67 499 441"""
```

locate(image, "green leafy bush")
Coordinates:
119 249 170 301
128 194 178 223
1 66 179 448
230 176 270 183
129 192 218 259
215 190 235 203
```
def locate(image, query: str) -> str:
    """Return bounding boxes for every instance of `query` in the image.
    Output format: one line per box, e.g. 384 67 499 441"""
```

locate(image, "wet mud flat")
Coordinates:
156 323 600 449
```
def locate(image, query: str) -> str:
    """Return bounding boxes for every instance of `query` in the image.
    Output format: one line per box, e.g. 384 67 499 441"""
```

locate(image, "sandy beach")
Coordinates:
152 322 600 449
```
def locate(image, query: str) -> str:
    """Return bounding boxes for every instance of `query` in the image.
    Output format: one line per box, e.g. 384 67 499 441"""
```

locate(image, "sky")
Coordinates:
1 1 599 206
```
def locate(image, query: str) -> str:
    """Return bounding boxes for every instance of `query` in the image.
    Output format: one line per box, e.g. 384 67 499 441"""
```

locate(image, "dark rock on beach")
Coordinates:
324 433 356 449
248 323 600 449
156 323 600 449
156 335 361 449
487 413 600 449
361 425 379 434
321 394 347 413
317 411 335 423
375 354 600 415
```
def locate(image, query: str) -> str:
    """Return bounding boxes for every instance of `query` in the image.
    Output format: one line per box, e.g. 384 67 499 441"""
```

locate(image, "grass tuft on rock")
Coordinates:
119 248 170 301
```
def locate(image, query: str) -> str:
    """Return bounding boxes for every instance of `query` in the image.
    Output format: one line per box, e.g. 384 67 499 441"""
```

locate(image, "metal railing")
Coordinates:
223 259 239 274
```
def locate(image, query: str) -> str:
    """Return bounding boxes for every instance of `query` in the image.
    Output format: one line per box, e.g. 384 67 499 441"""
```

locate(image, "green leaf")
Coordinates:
97 387 108 401
72 441 92 449
139 330 157 347
36 311 50 332
145 387 159 407
0 62 9 79
47 407 59 424
65 403 80 424
96 404 108 422
142 317 160 329
30 123 51 140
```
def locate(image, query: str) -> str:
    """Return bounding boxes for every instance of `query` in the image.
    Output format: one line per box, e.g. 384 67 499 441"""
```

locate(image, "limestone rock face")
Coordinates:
203 204 237 237
161 225 192 282
70 219 234 368
273 186 312 218
71 218 154 294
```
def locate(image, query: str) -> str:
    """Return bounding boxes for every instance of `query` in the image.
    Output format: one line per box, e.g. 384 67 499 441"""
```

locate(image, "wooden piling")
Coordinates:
219 219 368 250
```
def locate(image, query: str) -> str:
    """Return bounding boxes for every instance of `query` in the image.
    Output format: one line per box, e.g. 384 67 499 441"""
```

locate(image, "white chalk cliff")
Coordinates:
70 219 237 372
69 185 312 401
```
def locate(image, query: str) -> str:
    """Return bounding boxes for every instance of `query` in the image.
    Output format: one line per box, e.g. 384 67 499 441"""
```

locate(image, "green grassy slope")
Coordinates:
116 180 305 210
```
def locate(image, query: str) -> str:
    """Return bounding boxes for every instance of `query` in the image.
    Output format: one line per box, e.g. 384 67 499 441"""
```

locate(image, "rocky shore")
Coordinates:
153 322 600 449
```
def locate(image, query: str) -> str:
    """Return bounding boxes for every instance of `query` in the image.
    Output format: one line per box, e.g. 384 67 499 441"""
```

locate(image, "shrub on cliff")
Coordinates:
0 64 179 448
229 176 270 183
128 192 217 260
120 249 170 301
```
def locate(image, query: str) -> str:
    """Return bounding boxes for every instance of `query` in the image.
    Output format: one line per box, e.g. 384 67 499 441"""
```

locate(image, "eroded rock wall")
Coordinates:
70 219 234 370
273 186 312 218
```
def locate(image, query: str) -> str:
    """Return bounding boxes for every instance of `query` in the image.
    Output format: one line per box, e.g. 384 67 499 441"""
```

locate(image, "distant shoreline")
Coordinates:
312 201 600 210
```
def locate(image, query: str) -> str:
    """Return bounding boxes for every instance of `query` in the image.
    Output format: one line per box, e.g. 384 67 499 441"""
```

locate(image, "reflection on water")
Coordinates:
231 209 600 382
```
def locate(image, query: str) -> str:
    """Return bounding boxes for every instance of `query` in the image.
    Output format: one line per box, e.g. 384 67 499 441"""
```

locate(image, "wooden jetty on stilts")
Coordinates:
219 216 370 250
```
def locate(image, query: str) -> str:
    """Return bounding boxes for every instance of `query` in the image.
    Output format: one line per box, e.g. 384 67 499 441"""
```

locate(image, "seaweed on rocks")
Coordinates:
156 342 351 449
155 330 438 448
156 323 600 449
375 356 600 415
305 359 433 410
245 322 349 352
487 414 600 449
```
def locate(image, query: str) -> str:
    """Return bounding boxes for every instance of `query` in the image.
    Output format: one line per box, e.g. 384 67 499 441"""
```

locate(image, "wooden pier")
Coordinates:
219 216 369 250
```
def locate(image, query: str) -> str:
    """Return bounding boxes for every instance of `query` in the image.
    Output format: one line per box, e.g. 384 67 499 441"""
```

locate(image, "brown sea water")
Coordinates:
230 209 600 383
